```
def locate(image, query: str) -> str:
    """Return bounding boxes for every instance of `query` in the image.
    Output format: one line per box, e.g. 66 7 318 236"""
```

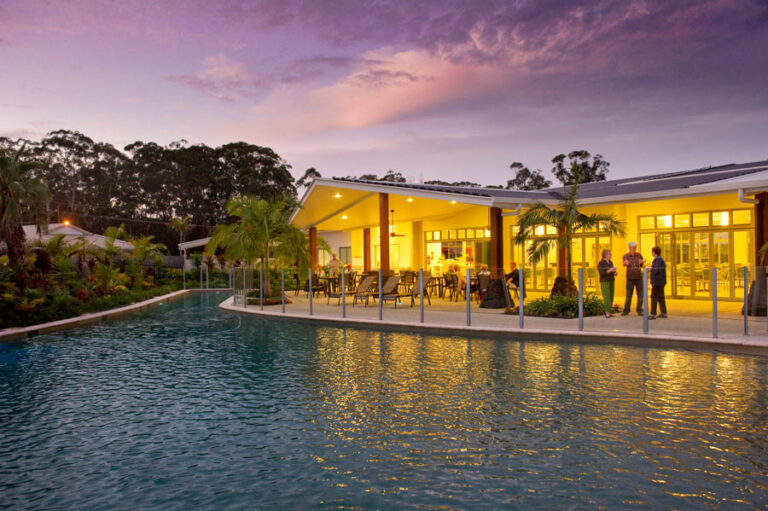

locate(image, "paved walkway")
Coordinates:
221 292 768 355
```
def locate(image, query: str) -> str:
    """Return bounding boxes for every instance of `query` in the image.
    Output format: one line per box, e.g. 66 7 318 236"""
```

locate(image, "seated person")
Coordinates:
478 264 490 276
505 261 520 289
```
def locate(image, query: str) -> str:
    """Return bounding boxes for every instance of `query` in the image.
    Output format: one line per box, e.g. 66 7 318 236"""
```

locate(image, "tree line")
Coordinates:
1 128 611 255
0 130 297 252
346 150 610 190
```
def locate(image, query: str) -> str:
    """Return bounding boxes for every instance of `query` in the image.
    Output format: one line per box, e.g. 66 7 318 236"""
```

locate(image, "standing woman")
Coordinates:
649 246 667 319
598 249 618 318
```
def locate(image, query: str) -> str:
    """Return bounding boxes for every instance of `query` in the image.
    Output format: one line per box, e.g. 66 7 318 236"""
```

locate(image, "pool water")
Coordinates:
1 293 767 509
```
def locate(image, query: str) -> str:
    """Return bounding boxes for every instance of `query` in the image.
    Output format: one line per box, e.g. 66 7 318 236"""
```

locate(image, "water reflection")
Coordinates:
307 326 768 508
1 299 767 510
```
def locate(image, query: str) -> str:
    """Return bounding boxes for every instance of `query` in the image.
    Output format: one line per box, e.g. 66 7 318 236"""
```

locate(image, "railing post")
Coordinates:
378 268 383 321
281 268 285 313
200 263 203 290
466 268 471 327
712 267 718 338
259 266 264 311
519 267 524 329
182 263 186 290
206 264 209 289
242 264 247 309
309 268 313 316
642 268 649 334
578 267 584 332
419 268 424 324
341 269 346 318
743 266 748 336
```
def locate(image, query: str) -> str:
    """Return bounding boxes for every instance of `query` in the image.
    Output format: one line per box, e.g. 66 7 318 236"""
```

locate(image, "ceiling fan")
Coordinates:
389 209 406 237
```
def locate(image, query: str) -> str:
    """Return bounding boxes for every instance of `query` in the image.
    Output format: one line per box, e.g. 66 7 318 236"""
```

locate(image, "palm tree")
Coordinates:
168 215 192 248
97 224 128 268
129 235 167 277
274 224 329 273
207 195 299 296
0 148 50 265
514 169 625 295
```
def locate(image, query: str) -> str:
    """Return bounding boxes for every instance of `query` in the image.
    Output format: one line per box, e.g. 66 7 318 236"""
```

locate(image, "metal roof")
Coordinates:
329 159 768 204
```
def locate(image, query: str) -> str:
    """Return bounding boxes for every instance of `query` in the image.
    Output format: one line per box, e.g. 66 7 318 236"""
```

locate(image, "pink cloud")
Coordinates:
168 54 264 102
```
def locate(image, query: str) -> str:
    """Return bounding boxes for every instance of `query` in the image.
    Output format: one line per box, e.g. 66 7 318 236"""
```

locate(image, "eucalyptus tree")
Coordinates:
506 162 551 190
513 168 624 294
0 148 50 265
551 150 610 185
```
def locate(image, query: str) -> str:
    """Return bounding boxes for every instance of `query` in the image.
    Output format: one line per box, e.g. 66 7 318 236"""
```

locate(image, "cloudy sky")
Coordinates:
1 0 767 184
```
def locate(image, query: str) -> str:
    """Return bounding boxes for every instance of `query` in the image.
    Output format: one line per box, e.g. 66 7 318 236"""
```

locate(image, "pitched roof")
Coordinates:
329 159 768 205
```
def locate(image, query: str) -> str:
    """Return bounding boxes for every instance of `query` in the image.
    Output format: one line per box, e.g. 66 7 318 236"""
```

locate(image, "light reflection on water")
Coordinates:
0 295 767 510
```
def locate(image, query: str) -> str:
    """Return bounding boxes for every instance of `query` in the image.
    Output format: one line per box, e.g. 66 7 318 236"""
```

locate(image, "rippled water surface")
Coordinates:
1 293 768 509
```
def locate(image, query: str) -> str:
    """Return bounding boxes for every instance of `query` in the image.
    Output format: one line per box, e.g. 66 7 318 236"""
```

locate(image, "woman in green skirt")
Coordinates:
597 249 617 318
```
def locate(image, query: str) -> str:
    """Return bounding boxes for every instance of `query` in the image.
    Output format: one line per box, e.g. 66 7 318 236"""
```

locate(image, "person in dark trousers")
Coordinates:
622 241 645 315
598 249 617 317
649 246 667 319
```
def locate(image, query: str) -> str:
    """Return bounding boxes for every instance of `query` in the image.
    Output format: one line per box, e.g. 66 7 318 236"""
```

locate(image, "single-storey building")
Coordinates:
291 159 768 303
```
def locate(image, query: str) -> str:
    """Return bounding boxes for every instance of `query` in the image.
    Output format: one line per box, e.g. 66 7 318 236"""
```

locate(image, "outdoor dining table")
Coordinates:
317 275 339 296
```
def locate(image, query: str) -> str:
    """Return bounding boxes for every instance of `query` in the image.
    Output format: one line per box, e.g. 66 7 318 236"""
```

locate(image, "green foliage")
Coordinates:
1 130 297 252
0 146 50 265
513 169 625 289
524 293 605 318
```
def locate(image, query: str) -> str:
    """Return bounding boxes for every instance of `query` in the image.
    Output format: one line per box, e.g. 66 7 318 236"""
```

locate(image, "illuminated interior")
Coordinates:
292 183 761 302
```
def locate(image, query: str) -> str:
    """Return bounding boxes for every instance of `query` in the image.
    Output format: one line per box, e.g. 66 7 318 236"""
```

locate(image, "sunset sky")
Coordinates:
1 0 767 184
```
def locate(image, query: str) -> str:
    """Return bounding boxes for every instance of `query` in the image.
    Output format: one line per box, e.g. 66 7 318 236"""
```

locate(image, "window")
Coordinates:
339 247 352 264
712 211 729 226
639 216 655 230
441 241 463 259
656 215 672 229
692 212 710 227
733 209 752 225
426 231 433 241
458 229 466 239
674 214 690 228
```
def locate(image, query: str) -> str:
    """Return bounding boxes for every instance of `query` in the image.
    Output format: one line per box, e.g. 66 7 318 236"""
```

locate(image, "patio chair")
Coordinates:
409 276 432 307
352 275 377 306
380 276 407 308
327 271 357 305
305 273 324 298
476 274 491 303
442 273 455 299
400 271 415 293
449 273 463 301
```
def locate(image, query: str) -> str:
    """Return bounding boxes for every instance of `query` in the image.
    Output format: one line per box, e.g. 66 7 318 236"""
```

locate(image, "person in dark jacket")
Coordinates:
597 249 617 317
622 242 645 315
649 246 667 319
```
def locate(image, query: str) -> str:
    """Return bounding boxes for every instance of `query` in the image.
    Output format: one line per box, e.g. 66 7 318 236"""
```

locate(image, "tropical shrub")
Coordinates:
524 293 605 318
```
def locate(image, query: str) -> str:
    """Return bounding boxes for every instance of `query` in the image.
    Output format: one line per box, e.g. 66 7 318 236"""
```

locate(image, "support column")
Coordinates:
489 207 503 278
363 228 371 272
379 193 390 275
557 228 567 278
309 226 317 269
412 221 423 270
757 192 768 266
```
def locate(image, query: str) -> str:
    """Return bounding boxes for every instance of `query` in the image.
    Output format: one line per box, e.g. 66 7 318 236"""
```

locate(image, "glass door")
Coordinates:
733 230 753 297
675 233 691 297
712 231 730 298
693 233 710 297
657 233 674 296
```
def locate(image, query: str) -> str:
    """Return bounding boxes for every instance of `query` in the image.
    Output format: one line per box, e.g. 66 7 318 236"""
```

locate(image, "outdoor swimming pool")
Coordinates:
1 292 767 509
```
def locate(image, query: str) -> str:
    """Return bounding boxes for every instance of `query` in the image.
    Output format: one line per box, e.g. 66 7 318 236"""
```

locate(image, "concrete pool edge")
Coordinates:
219 297 768 357
0 289 228 342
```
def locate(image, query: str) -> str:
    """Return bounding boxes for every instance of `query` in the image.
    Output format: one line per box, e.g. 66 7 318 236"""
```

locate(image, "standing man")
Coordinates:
649 246 667 319
622 241 645 316
328 252 341 276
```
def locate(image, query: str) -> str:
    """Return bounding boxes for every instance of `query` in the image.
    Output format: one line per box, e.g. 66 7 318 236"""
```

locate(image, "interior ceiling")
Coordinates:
292 183 481 231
